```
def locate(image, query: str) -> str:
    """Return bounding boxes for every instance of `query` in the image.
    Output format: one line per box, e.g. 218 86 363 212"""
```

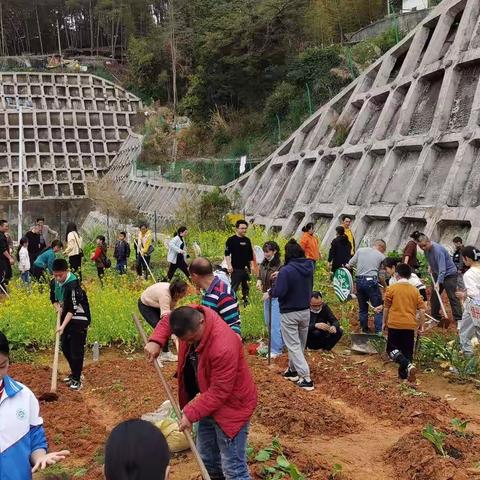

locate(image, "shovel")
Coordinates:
39 312 61 402
429 273 448 319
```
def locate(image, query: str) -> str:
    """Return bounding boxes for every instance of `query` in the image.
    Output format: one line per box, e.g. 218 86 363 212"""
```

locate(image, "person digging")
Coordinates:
383 263 426 383
50 259 91 391
144 305 257 480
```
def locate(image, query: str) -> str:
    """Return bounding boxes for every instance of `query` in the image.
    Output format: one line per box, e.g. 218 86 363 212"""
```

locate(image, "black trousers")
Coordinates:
231 268 250 301
307 328 343 350
167 256 190 281
31 265 48 282
69 254 82 281
387 328 415 380
0 261 9 293
138 299 168 352
61 322 88 381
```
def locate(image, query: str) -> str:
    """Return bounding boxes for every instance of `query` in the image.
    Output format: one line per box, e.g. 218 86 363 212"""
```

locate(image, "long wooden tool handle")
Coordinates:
429 273 448 318
133 315 211 480
51 312 61 392
267 298 272 366
133 239 157 282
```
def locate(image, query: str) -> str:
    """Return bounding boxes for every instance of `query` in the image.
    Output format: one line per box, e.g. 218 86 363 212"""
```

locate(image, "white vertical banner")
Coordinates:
239 155 247 175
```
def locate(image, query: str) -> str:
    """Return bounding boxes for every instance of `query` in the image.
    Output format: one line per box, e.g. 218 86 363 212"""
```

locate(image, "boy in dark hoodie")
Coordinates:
114 231 130 274
270 239 314 391
50 259 91 390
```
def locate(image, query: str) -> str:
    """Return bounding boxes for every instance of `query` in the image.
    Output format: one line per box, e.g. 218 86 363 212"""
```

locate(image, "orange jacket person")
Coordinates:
299 223 320 261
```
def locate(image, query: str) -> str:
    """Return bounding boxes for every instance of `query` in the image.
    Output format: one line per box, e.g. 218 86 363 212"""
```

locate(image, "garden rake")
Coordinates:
133 239 157 282
133 314 211 480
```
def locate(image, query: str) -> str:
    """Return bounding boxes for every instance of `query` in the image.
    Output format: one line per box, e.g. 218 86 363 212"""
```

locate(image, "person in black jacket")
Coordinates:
307 291 343 350
114 231 130 274
26 224 42 265
328 226 352 275
50 259 91 391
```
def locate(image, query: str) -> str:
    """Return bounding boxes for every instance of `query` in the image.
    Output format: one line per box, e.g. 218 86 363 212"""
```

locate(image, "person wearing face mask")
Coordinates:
306 291 343 351
257 241 284 358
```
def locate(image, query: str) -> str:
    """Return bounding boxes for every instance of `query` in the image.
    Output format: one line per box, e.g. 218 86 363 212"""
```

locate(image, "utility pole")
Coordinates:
18 104 23 241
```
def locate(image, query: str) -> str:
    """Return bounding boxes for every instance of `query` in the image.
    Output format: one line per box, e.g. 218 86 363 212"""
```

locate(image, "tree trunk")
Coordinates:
96 17 100 56
89 0 94 55
0 2 6 56
24 17 31 53
112 1 122 59
35 0 44 55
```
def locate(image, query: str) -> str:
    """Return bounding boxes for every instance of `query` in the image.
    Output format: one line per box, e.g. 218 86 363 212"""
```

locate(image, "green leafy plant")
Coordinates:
422 424 447 457
451 418 469 436
330 463 343 479
398 383 427 397
253 438 305 480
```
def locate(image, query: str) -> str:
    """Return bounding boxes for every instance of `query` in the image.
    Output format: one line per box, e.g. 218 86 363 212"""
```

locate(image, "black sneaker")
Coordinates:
282 369 299 382
243 299 249 308
297 378 315 391
69 379 82 391
62 375 73 384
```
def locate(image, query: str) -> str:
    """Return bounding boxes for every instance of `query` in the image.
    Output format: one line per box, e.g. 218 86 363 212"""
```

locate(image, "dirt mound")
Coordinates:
307 353 456 426
250 358 356 438
387 428 480 480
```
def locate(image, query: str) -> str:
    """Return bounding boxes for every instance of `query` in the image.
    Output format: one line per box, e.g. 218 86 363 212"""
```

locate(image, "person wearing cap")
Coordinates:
455 246 480 356
0 331 70 479
307 291 343 351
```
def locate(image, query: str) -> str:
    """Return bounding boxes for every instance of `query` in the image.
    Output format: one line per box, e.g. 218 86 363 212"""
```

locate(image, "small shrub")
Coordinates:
422 424 447 457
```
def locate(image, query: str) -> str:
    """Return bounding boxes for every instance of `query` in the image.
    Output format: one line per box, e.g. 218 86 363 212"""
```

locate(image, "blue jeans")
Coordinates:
196 417 250 480
356 276 383 333
20 271 30 284
116 259 127 274
263 297 284 355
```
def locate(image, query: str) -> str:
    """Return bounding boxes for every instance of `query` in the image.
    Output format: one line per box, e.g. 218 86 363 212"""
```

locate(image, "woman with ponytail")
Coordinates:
167 226 190 281
299 223 320 263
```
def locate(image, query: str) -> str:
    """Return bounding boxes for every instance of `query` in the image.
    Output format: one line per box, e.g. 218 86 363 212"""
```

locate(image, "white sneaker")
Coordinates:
160 351 178 362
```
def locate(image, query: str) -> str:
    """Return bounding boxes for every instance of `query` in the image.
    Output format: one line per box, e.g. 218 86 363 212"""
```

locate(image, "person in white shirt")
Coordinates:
64 222 83 280
383 257 427 301
0 331 69 478
167 227 190 281
455 246 480 356
17 237 31 284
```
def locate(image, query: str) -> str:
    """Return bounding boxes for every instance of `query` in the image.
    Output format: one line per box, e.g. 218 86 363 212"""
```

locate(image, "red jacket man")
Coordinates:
145 305 257 480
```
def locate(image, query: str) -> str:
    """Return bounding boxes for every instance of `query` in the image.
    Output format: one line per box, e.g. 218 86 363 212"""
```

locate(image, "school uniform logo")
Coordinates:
16 408 26 420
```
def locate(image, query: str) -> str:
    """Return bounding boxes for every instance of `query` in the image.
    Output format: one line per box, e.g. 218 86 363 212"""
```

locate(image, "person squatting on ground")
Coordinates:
383 263 426 383
257 241 284 358
90 235 108 281
104 419 170 480
64 222 83 281
299 223 320 263
416 234 463 325
328 226 352 275
167 226 190 281
224 220 254 307
270 239 315 391
384 257 427 301
31 240 63 282
341 215 355 256
136 223 154 279
50 259 91 390
0 332 70 479
138 279 189 362
17 237 31 285
346 239 386 334
0 220 14 293
307 291 343 351
455 246 480 357
189 257 241 334
113 231 130 274
145 306 257 480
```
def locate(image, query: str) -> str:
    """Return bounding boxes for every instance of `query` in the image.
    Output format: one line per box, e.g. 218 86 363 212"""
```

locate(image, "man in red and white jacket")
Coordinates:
145 305 257 480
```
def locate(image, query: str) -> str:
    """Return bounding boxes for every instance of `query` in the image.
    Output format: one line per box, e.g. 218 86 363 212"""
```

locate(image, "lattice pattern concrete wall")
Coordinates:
230 0 480 249
0 72 141 201
105 133 213 225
